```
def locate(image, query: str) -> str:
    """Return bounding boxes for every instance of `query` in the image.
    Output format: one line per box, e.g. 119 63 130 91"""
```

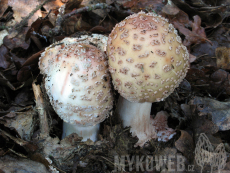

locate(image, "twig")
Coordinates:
50 3 134 36
100 156 126 172
32 82 49 139
0 129 30 147
0 128 39 153
50 163 66 173
9 148 27 158
43 9 52 19
14 0 52 32
0 72 25 91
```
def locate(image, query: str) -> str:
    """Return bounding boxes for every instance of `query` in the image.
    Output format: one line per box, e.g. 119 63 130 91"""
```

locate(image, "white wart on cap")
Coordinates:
39 38 113 127
107 11 190 103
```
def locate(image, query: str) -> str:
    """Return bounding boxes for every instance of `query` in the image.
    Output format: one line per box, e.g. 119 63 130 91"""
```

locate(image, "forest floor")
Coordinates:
0 0 230 172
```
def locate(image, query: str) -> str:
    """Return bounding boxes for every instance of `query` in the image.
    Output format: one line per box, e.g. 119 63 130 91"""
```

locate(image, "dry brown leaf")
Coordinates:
191 15 206 39
189 53 197 63
121 0 165 13
8 0 42 26
181 104 193 119
192 97 230 131
172 0 227 28
210 69 230 95
43 0 64 12
162 1 211 47
0 0 8 18
162 0 180 15
215 47 230 70
4 110 36 141
185 63 230 97
175 130 194 161
0 45 10 69
172 15 211 47
3 27 31 50
63 15 92 34
156 147 188 172
81 0 107 18
65 0 82 13
0 155 50 173
0 30 9 46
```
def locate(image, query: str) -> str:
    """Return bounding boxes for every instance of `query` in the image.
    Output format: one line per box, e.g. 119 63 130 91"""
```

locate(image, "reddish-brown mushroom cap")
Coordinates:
107 11 190 103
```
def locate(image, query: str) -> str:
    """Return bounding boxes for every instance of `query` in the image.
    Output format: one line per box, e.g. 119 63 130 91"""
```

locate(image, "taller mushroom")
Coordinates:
107 12 190 146
39 36 113 142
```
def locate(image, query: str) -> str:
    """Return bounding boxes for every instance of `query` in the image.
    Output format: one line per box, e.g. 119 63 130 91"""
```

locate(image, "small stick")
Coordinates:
14 0 52 31
0 72 25 91
50 3 133 36
0 129 29 146
32 82 49 138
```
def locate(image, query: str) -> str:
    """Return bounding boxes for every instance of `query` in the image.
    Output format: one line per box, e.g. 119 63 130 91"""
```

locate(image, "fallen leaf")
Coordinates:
81 0 107 18
18 49 44 69
65 0 82 13
215 47 230 70
210 69 230 95
8 0 42 26
162 0 180 15
63 14 92 34
0 0 8 17
172 15 211 46
0 155 49 173
172 0 227 28
175 130 194 161
156 147 188 172
4 110 36 141
181 104 193 119
43 0 64 12
121 0 165 14
3 27 31 50
191 41 219 58
192 97 230 131
191 15 206 39
0 30 9 46
0 45 11 69
186 66 207 82
10 52 26 69
189 53 197 63
17 65 37 82
14 88 34 106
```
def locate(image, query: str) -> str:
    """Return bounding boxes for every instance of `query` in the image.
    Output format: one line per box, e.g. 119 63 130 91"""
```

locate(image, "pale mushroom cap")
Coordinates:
107 11 190 102
39 38 113 126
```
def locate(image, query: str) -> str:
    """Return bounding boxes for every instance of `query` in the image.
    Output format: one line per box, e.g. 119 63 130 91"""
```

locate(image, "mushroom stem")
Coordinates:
116 96 156 147
62 122 100 142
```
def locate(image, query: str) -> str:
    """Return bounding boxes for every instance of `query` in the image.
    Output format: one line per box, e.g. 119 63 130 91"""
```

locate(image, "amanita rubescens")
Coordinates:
39 36 113 142
107 11 189 147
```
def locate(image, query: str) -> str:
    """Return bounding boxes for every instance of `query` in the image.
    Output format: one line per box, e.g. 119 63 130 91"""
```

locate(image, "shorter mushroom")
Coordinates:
39 37 113 141
107 11 189 146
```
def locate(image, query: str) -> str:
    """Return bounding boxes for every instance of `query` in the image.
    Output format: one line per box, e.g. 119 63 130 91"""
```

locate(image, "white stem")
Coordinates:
62 122 100 142
117 96 156 147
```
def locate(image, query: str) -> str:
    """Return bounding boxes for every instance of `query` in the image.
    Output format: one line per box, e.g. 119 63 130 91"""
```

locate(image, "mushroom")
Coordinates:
107 11 189 147
39 36 113 141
